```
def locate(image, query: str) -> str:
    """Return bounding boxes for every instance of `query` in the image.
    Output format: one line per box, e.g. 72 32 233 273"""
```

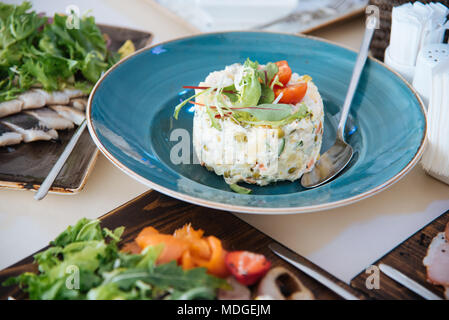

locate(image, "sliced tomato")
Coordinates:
225 251 271 285
274 82 308 104
274 60 292 86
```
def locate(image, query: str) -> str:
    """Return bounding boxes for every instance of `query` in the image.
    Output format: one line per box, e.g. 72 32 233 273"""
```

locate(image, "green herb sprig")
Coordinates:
0 2 119 102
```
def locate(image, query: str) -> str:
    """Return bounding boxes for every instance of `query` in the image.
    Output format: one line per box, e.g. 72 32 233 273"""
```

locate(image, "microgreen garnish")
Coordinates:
174 59 309 126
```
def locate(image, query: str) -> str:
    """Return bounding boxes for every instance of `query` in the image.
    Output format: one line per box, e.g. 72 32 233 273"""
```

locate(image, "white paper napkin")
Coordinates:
421 56 449 180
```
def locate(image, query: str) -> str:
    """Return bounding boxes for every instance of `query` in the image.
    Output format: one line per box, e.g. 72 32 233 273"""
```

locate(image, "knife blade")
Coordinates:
269 243 360 300
379 263 443 300
34 119 87 201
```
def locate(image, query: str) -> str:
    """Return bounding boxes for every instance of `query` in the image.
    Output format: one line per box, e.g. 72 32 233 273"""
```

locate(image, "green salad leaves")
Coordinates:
233 58 262 108
3 218 228 300
173 58 309 129
0 2 119 102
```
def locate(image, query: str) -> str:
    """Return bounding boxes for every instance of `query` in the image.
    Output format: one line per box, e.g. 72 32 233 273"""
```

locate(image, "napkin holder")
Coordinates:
420 54 449 185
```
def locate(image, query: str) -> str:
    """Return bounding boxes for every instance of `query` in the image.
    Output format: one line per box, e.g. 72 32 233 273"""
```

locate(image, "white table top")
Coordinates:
1 0 448 284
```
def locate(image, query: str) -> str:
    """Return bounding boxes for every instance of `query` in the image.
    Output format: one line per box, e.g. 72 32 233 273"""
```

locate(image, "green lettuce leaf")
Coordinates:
235 103 309 127
235 104 293 121
0 2 117 102
222 84 238 103
258 83 275 104
257 62 278 85
3 218 228 300
86 282 137 300
51 218 103 246
234 58 261 108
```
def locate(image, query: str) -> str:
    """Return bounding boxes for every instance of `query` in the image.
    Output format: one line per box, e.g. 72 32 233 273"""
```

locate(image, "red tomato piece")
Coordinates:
225 251 271 286
274 82 308 104
274 60 292 86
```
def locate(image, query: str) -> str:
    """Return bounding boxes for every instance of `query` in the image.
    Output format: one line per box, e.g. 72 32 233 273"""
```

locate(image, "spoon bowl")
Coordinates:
301 139 353 188
301 22 374 189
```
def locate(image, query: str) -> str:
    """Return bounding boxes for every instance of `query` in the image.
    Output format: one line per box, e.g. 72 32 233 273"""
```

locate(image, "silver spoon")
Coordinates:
301 20 375 188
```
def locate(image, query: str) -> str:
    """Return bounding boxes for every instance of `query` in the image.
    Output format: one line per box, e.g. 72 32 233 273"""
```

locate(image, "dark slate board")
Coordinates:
0 24 153 194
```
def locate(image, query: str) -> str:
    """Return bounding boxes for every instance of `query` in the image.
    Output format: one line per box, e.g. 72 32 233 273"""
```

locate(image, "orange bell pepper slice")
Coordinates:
134 225 229 277
174 224 211 260
195 236 229 278
181 250 195 270
173 223 204 239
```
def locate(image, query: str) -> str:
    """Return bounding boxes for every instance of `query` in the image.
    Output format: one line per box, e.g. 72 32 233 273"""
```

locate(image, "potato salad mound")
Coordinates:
174 59 324 194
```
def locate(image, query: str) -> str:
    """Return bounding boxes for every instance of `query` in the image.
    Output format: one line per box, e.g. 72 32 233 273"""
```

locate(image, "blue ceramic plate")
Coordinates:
87 32 426 214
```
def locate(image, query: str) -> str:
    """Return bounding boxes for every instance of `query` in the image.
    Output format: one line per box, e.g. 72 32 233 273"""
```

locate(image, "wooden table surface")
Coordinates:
1 0 449 293
2 190 447 300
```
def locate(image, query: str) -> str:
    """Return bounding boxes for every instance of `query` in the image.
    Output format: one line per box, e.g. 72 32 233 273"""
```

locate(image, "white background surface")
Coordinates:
1 0 449 285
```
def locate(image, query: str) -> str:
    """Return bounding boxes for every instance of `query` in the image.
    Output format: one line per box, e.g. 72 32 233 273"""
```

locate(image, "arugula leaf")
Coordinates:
172 286 216 300
3 218 228 300
147 261 228 291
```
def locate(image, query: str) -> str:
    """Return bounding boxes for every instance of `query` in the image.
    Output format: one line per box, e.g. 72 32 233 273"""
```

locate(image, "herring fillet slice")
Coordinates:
0 89 87 146
1 113 58 143
0 89 88 118
34 89 70 105
0 99 23 118
17 90 47 110
25 107 75 130
50 105 85 125
63 88 86 99
0 122 22 147
69 98 87 111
